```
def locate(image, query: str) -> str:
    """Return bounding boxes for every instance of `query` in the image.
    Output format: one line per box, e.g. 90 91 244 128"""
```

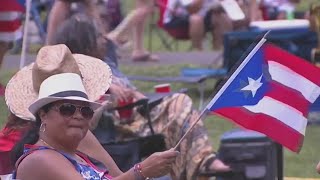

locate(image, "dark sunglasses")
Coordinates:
53 103 94 120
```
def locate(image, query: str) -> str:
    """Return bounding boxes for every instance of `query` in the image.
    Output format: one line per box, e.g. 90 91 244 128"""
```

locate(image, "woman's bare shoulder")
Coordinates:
17 149 82 180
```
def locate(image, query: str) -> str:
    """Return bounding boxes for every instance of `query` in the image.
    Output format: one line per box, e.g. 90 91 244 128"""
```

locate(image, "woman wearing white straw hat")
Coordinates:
6 44 179 180
52 13 231 179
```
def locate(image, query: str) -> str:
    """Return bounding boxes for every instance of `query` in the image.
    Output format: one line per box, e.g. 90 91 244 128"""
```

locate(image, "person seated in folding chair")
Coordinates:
157 0 233 50
228 0 263 29
46 0 159 62
52 13 231 179
259 0 300 20
196 0 263 49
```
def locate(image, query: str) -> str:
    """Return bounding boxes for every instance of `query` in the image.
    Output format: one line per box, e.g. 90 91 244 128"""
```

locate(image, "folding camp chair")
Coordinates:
92 95 171 171
148 0 190 52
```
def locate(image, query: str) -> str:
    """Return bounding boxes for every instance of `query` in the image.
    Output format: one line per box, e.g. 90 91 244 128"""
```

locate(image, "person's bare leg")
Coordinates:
211 10 233 50
277 11 287 19
189 14 204 50
107 9 146 45
131 0 158 60
46 0 70 45
248 0 263 22
186 0 203 14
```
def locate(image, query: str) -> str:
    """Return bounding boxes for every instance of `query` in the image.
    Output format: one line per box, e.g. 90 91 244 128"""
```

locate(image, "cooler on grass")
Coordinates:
216 128 283 180
223 21 318 71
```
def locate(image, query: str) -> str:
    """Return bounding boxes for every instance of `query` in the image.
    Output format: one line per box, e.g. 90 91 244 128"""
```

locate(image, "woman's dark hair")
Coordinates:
11 103 54 164
51 13 105 59
3 113 34 136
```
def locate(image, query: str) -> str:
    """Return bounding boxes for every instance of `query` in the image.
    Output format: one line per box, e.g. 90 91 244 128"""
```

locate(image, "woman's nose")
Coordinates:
72 108 84 120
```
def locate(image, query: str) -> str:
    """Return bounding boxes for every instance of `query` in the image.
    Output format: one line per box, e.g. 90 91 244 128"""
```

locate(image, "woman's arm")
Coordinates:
78 131 180 179
17 136 179 179
17 149 140 179
16 150 85 180
113 149 179 179
185 0 203 14
46 0 70 45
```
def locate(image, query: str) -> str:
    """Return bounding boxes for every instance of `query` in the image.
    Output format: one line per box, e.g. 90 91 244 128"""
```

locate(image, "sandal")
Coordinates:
198 153 232 176
132 53 160 62
198 153 217 174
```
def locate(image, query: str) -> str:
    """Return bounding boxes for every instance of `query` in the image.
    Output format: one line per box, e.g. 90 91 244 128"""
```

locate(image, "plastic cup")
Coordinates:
117 97 133 123
154 83 171 93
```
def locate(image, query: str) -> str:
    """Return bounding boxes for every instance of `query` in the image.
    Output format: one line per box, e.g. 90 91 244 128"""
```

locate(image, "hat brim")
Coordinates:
5 54 112 121
28 96 102 116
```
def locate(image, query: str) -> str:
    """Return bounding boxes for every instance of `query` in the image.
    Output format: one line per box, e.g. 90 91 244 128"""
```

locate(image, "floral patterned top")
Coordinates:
13 144 112 180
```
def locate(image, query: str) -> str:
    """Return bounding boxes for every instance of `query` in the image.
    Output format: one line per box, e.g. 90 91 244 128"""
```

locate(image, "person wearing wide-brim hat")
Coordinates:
5 44 179 180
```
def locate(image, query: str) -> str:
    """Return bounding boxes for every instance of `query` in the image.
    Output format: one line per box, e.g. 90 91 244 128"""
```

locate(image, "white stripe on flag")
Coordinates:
0 27 23 42
0 12 22 21
268 61 320 103
243 96 307 135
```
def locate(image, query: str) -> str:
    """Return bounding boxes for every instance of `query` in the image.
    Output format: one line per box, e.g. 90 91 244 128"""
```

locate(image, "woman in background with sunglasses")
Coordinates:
4 44 179 180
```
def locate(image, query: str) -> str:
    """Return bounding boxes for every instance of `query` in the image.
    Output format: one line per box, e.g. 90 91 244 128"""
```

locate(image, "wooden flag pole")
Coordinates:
20 0 32 69
174 108 208 150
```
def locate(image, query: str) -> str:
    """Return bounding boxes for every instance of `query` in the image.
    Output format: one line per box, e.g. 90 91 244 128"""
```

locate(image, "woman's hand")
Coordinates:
132 90 146 100
139 148 179 178
89 95 111 130
109 84 134 102
109 84 146 102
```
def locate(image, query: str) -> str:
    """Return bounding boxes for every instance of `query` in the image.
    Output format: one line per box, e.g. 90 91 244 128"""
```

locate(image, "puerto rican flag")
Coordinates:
207 39 320 153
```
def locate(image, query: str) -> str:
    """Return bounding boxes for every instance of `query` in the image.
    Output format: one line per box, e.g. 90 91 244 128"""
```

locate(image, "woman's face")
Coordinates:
39 100 94 143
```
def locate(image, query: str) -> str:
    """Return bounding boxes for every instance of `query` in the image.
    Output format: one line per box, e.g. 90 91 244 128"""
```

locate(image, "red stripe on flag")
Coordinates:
214 107 304 152
266 81 310 117
0 20 22 32
0 1 25 12
263 44 320 86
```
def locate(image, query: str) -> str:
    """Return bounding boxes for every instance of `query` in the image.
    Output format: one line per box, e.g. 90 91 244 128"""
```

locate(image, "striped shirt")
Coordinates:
0 0 25 42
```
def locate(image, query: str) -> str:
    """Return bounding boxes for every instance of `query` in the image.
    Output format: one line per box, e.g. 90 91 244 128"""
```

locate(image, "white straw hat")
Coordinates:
5 44 112 121
28 73 102 116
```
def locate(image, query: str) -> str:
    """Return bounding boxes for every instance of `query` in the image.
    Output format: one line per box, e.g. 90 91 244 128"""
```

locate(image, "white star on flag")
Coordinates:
241 75 263 97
